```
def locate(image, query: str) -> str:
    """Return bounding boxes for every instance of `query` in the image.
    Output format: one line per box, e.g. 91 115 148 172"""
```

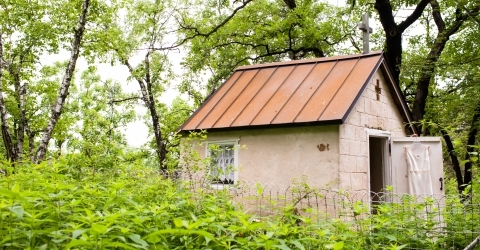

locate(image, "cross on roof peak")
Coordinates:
358 13 373 54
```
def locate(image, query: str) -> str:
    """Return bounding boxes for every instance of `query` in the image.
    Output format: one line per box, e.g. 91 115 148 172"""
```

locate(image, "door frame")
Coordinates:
365 128 391 202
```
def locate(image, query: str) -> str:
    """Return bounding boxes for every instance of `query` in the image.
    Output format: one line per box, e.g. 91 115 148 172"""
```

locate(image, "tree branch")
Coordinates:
107 96 140 105
398 0 431 32
455 0 480 25
463 102 480 188
163 0 254 51
412 5 479 123
430 0 445 32
283 0 296 10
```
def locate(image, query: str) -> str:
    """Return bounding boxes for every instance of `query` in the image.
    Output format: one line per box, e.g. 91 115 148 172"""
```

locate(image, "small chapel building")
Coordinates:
178 51 444 196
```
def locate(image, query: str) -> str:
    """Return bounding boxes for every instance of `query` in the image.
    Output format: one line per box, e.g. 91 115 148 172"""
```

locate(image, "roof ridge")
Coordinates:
236 50 383 70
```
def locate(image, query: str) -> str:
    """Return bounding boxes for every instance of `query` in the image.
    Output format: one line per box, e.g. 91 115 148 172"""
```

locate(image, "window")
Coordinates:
206 140 238 185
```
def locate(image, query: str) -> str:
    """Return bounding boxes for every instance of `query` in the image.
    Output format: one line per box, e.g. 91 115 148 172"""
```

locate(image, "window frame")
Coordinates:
205 139 239 187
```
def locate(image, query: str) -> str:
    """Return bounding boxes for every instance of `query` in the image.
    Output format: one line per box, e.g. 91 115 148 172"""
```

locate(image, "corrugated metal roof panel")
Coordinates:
214 67 276 128
179 51 406 131
294 59 358 123
251 64 315 126
320 55 381 121
231 65 295 127
272 62 333 124
181 70 243 131
196 69 258 129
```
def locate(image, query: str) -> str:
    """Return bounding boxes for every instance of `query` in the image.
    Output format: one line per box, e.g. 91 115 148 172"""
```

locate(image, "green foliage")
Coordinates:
1 160 479 249
152 97 194 169
179 0 356 103
65 67 136 171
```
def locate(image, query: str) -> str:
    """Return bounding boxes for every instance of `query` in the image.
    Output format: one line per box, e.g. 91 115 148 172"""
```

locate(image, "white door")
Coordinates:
390 137 444 197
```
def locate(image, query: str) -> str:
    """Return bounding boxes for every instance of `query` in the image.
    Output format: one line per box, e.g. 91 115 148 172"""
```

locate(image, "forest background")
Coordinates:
1 0 480 248
0 0 479 192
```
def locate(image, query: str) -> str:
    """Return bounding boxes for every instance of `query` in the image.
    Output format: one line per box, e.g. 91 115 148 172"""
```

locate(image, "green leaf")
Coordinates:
105 242 137 250
72 229 87 239
9 205 24 220
257 186 264 195
91 223 108 234
173 218 183 228
273 244 291 250
326 241 344 250
0 188 24 200
394 244 409 250
291 240 305 250
11 183 20 193
146 235 161 244
333 241 344 250
128 234 148 247
66 239 95 249
145 229 218 244
386 235 397 241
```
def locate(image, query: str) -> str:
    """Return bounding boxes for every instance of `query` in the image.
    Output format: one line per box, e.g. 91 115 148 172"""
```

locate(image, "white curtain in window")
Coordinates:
212 145 234 184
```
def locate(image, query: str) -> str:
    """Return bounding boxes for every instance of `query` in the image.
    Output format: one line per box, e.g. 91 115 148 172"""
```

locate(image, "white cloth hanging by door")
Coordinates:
404 144 433 195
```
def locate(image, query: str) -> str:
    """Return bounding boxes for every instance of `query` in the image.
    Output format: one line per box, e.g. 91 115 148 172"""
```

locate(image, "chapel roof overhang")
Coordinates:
179 51 415 133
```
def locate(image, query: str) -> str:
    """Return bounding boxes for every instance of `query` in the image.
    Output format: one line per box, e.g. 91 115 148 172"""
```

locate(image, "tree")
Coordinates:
179 0 355 104
103 0 177 170
386 0 480 193
0 0 94 164
66 67 136 172
34 0 92 162
157 97 193 169
408 15 480 193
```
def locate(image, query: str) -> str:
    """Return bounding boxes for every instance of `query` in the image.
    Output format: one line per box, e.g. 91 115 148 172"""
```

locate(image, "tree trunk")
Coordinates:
25 123 35 162
35 0 90 163
463 103 480 189
375 0 430 84
412 4 467 125
12 72 26 161
439 129 464 193
0 32 17 163
123 55 167 170
437 102 480 194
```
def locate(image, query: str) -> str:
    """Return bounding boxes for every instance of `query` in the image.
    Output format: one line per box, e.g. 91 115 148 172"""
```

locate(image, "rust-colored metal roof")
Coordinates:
180 51 412 131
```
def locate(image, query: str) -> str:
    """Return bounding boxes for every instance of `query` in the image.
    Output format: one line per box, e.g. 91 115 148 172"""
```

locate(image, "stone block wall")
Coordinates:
338 70 407 191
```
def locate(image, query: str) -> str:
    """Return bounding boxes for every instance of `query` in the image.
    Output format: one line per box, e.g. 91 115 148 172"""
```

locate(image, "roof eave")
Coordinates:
340 53 384 123
178 119 344 135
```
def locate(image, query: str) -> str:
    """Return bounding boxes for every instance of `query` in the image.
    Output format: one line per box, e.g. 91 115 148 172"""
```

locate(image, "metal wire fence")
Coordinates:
152 169 480 249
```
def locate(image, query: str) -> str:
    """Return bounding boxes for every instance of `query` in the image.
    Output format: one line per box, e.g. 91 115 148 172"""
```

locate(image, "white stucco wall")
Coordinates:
338 70 407 191
186 126 340 189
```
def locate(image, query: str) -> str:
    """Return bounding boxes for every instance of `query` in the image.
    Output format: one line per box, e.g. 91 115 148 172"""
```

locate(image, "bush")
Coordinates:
1 162 479 249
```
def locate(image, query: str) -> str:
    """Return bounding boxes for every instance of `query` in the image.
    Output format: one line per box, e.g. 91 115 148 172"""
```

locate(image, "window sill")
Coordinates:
209 183 237 190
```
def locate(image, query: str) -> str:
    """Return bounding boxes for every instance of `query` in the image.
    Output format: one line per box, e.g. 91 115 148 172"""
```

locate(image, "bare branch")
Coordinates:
438 127 463 193
349 36 362 53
